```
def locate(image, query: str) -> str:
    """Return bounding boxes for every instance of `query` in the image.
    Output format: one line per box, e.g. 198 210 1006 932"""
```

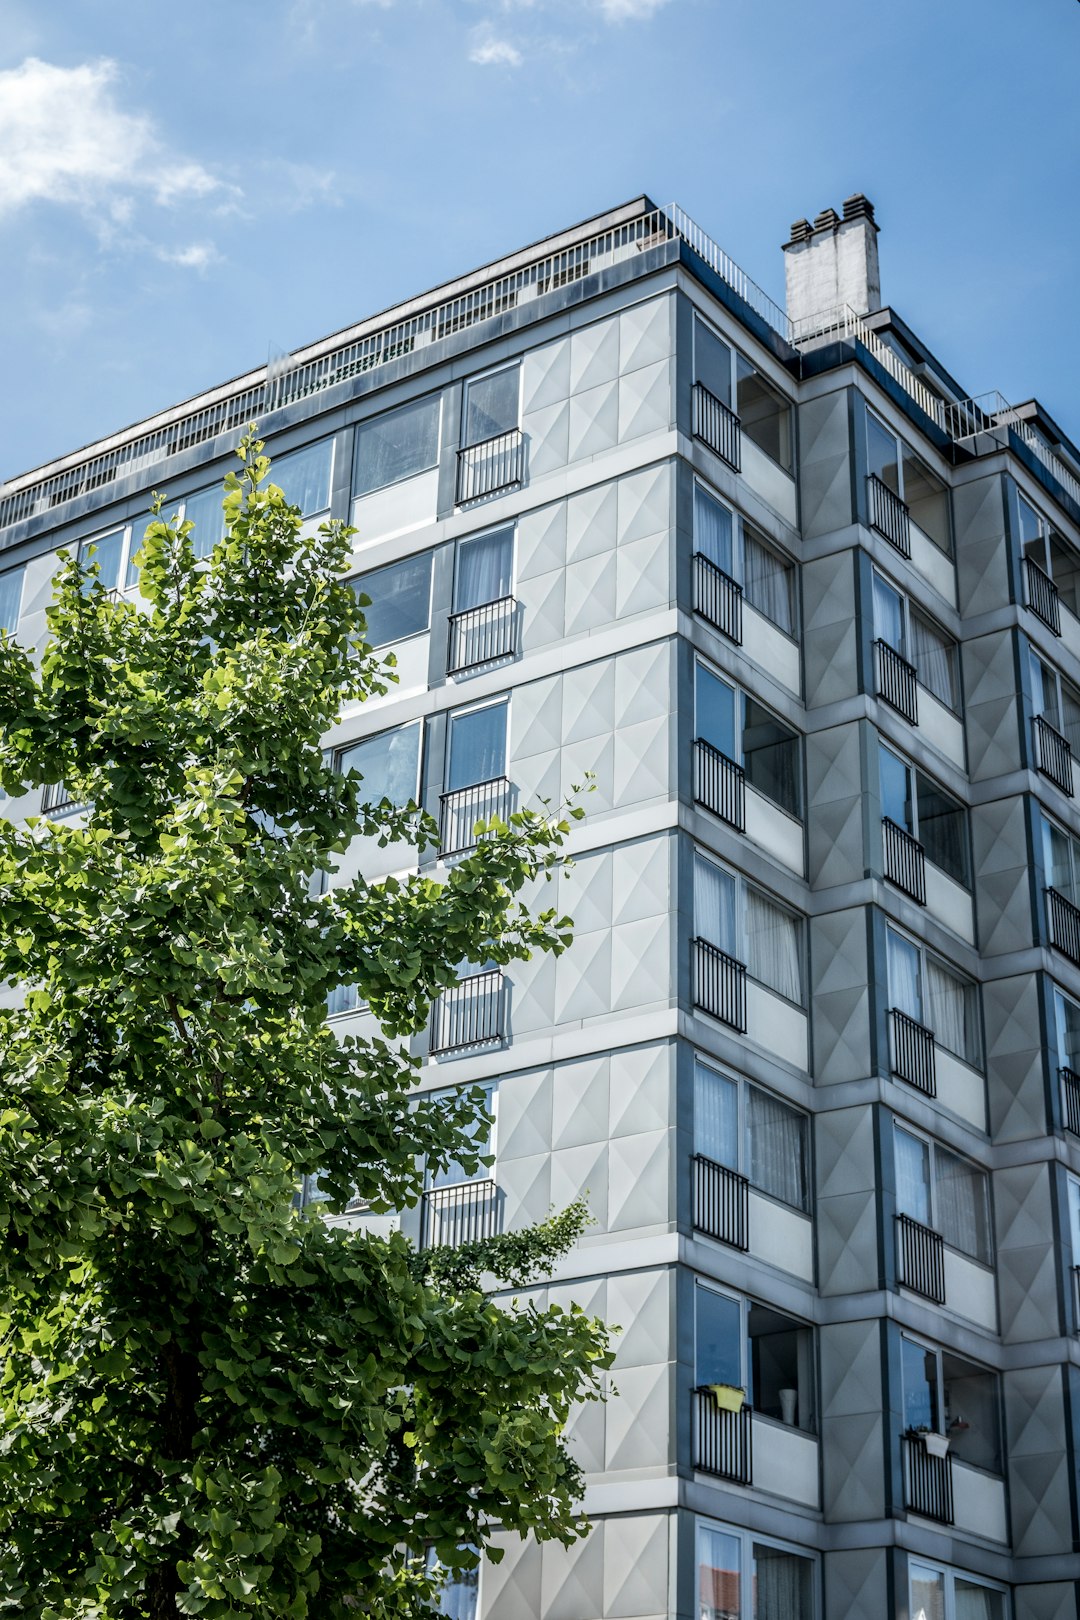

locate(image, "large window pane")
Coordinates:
694 856 737 957
694 318 732 408
866 410 900 494
697 1525 740 1620
425 1546 479 1620
910 1565 946 1620
353 553 432 647
901 1336 940 1432
916 773 970 887
182 486 228 560
694 1060 738 1169
954 1580 1004 1620
337 723 421 808
753 1544 813 1620
80 530 124 592
1042 815 1077 901
1061 679 1080 755
736 355 793 472
0 565 24 634
747 1087 809 1212
695 663 737 757
428 1084 494 1190
749 1304 814 1431
272 439 333 516
943 1353 1001 1473
879 745 912 832
911 610 959 710
694 483 734 574
903 450 951 553
887 928 922 1021
463 366 519 445
745 889 802 1003
355 396 441 495
447 703 507 791
1049 533 1080 619
455 527 513 611
743 527 796 636
1018 493 1043 548
872 571 905 653
695 1286 741 1388
935 1146 991 1263
743 698 801 818
925 957 980 1067
895 1127 932 1227
1055 989 1080 1071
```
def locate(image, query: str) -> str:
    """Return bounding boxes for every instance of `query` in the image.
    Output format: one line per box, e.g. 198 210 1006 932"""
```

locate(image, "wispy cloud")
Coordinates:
597 0 670 18
0 57 230 222
155 242 220 272
469 34 524 65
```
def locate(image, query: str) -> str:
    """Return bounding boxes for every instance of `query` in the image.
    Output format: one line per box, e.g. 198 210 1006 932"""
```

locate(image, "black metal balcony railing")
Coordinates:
903 1433 955 1525
1024 556 1062 636
692 381 742 472
448 595 518 675
693 1389 753 1485
882 817 927 905
868 473 911 557
1061 1066 1080 1136
1047 887 1080 965
874 639 919 725
692 1154 750 1250
693 550 743 645
429 970 505 1056
420 1178 501 1249
693 937 747 1033
896 1213 946 1305
456 429 526 504
1033 714 1075 796
891 1009 937 1098
439 776 513 857
693 739 746 832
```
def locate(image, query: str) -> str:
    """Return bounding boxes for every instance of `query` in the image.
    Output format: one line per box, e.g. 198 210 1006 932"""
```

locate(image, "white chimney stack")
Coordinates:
783 195 881 331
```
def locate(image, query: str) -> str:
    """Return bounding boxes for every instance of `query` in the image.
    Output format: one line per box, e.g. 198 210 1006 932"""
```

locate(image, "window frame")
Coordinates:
693 477 799 641
695 654 804 821
694 848 806 1007
0 561 25 635
695 1515 819 1620
694 1280 817 1434
908 1560 1009 1620
1030 645 1080 752
77 524 139 595
348 550 434 650
878 739 971 888
1054 984 1080 1074
461 361 521 449
901 1333 1005 1478
445 697 509 792
424 1080 498 1192
693 1053 811 1214
893 1120 992 1266
354 393 443 498
885 921 983 1070
866 403 952 555
872 566 961 714
334 719 424 811
452 522 517 614
692 315 796 477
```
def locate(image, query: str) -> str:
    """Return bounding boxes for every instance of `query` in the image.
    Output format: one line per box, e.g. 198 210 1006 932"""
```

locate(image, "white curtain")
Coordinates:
924 957 969 1060
694 485 734 574
743 528 794 635
694 857 736 954
745 889 801 1002
887 929 921 1020
455 527 513 611
748 1087 808 1211
873 572 905 653
954 1581 1000 1620
894 1128 931 1225
910 612 957 709
935 1145 990 1262
910 1570 946 1620
694 1061 738 1168
753 1546 811 1620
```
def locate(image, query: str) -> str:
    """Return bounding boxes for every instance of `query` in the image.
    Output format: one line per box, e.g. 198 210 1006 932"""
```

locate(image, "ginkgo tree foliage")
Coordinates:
0 432 611 1620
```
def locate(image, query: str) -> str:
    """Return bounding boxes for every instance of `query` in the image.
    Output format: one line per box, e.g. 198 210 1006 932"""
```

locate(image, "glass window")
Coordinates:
749 1303 815 1432
352 553 432 648
79 529 124 593
916 773 970 887
935 1145 991 1263
903 450 951 553
743 526 796 636
697 1524 817 1620
954 1579 1005 1620
694 483 735 575
879 745 913 832
910 609 960 711
1049 533 1080 619
326 983 363 1018
1041 811 1080 903
888 926 923 1022
943 1351 1001 1472
902 1335 940 1432
454 527 514 612
447 702 507 791
872 571 906 654
427 1084 495 1190
745 888 802 1003
463 365 519 446
1030 649 1061 728
924 956 981 1067
909 1564 945 1620
752 1543 813 1620
355 396 441 496
695 1285 742 1389
0 565 24 634
694 317 733 408
272 439 333 516
895 1127 933 1228
695 663 737 758
735 355 793 473
1018 492 1044 548
182 486 228 560
694 1060 738 1170
336 723 421 808
743 698 801 819
424 1546 479 1620
1068 1176 1080 1254
747 1087 809 1212
694 854 738 958
697 1524 741 1620
1055 988 1080 1073
867 410 900 494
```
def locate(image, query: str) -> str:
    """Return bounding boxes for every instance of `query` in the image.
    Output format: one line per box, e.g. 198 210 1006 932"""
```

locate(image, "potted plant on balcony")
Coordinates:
709 1383 746 1412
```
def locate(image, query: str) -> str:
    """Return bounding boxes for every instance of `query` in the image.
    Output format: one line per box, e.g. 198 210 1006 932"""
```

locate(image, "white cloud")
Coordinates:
598 0 670 18
155 242 220 272
0 57 228 222
469 35 523 65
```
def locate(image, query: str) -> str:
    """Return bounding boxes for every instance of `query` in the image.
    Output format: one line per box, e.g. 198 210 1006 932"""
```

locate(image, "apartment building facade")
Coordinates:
3 194 1080 1620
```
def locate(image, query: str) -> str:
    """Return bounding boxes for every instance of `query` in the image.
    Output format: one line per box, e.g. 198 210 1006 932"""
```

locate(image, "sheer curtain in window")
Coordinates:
925 957 972 1061
873 573 905 653
910 1568 946 1620
910 613 957 709
455 529 513 611
694 1061 738 1168
743 529 794 634
935 1146 990 1262
887 930 922 1020
694 485 734 574
954 1580 1003 1620
894 1129 931 1225
753 1545 812 1620
694 857 737 955
748 1087 808 1210
745 889 801 1002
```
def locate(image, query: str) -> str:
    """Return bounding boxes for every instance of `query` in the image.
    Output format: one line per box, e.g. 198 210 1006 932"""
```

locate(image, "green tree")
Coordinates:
0 432 610 1619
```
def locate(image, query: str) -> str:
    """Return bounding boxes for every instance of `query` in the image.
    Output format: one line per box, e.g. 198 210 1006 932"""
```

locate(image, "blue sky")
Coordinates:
0 0 1077 483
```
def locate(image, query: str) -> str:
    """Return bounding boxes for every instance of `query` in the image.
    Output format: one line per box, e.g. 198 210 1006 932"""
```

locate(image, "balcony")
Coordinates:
1047 887 1080 965
1024 555 1061 635
421 1178 502 1248
693 550 743 644
896 1212 946 1304
1062 1066 1080 1136
882 817 926 905
693 937 747 1032
439 776 513 858
448 595 518 675
874 639 919 725
1033 714 1074 796
902 1432 954 1525
868 474 911 557
693 1389 753 1484
693 738 746 831
692 382 741 472
456 429 525 504
692 1154 749 1250
429 969 505 1056
890 1009 937 1097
